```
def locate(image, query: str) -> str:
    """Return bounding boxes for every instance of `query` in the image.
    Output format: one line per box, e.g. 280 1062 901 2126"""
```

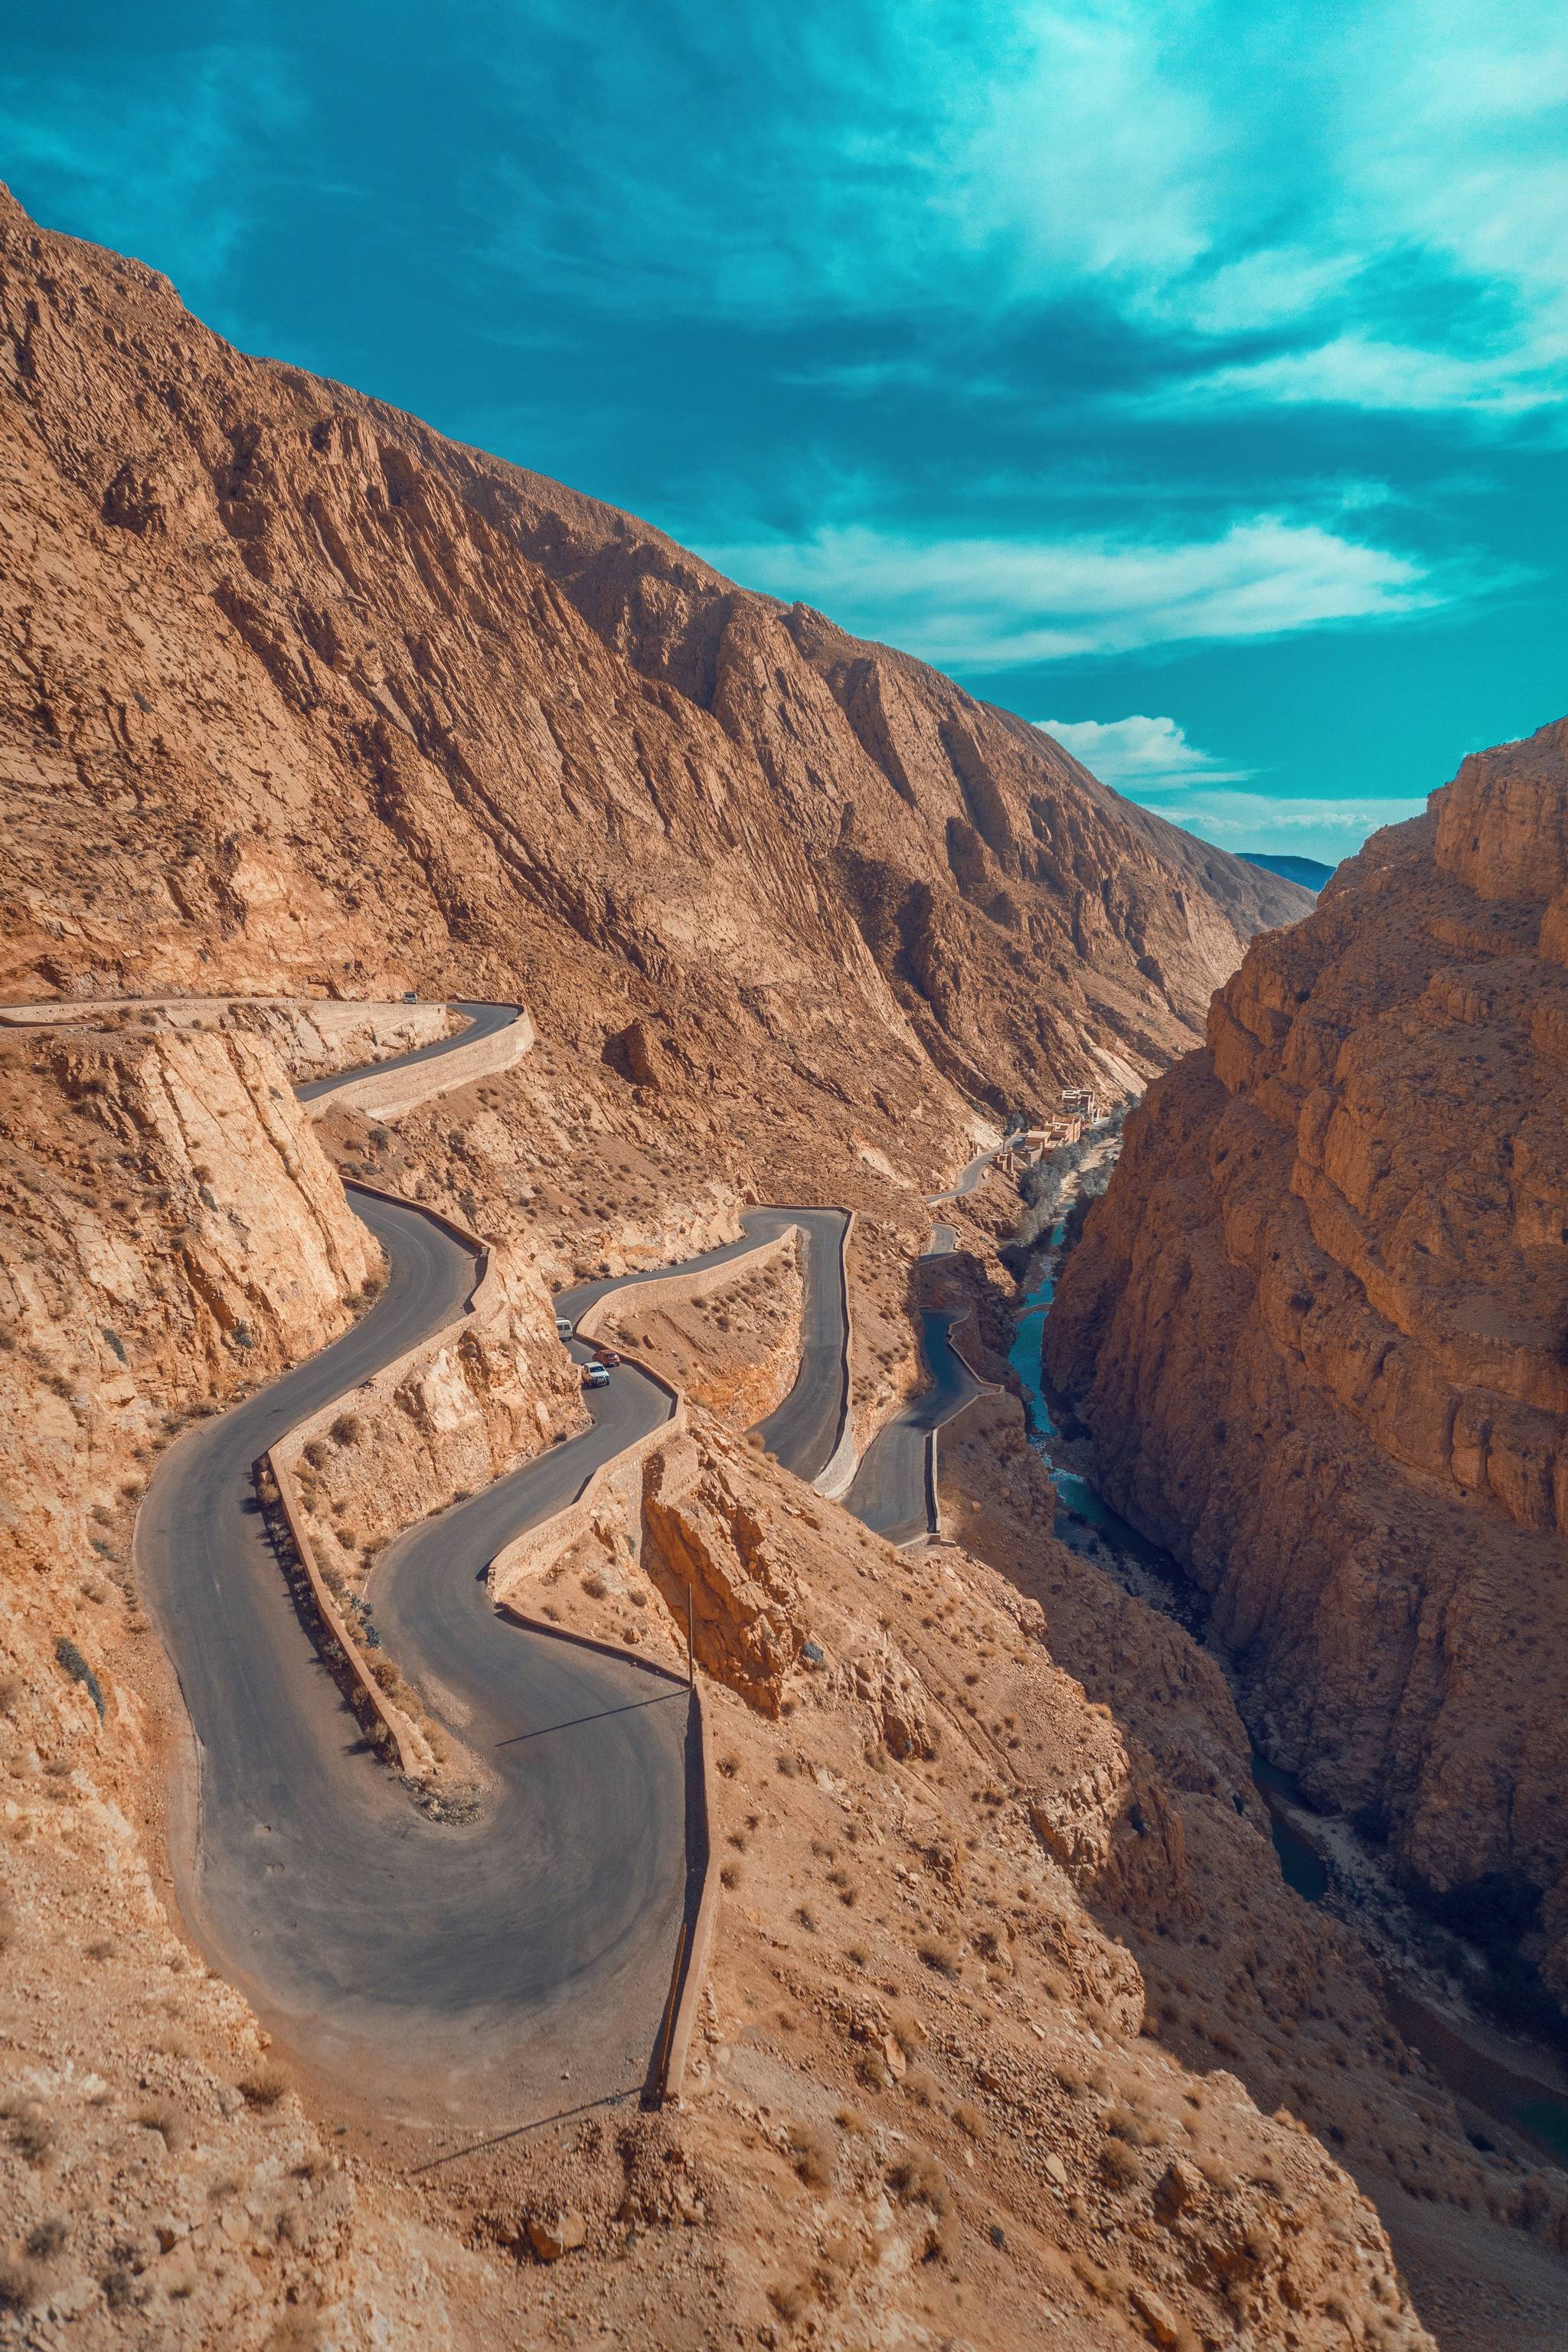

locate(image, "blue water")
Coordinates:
1008 1233 1203 1609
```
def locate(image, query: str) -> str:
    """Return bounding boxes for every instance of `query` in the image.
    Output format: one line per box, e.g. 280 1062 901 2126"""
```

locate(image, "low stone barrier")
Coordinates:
811 1209 858 1501
927 1309 1005 1543
573 1227 796 1347
488 1367 686 1605
264 1180 496 1783
300 1004 535 1122
661 1681 719 2102
266 1454 435 1779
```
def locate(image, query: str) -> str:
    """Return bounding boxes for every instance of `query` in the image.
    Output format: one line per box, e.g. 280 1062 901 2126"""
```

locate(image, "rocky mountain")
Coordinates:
0 181 1302 1142
1045 716 1568 2018
1240 851 1334 890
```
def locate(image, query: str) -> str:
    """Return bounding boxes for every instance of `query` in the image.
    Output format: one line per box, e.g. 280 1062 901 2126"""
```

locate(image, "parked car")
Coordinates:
581 1362 611 1390
594 1349 622 1368
554 1315 573 1339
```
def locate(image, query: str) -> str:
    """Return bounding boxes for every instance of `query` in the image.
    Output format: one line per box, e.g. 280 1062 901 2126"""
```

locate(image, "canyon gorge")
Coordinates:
1 178 1563 2352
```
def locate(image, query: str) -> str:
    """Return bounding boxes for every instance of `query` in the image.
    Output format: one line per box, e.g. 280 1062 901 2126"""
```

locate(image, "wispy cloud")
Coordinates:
1036 715 1252 789
1117 785 1429 864
697 516 1443 666
0 46 299 296
478 0 1568 427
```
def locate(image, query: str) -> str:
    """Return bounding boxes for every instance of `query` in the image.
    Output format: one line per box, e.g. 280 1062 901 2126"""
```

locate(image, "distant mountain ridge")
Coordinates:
1240 851 1334 891
0 178 1307 1135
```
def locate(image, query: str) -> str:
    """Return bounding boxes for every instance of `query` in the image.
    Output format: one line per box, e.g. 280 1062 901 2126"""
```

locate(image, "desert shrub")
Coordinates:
0 2256 40 2314
903 2069 936 2108
581 1572 608 1599
887 2153 949 2213
1101 2138 1143 2187
720 1862 743 1890
303 1440 330 1470
5 2102 54 2165
54 1637 104 1720
835 2105 868 2135
954 2101 986 2138
24 2218 66 2261
134 2102 185 2151
888 2002 927 2056
767 2278 813 2323
916 1932 961 1977
330 1413 364 1446
239 2063 289 2109
787 2122 835 2189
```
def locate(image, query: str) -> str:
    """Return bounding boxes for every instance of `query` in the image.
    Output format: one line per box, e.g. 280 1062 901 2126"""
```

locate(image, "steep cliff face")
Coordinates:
1044 717 1568 2006
0 184 1302 1145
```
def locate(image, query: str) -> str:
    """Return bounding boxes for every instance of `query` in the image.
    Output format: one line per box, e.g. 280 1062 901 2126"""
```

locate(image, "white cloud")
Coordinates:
1155 334 1566 421
1121 785 1429 864
697 516 1439 667
482 0 1568 425
1035 714 1252 788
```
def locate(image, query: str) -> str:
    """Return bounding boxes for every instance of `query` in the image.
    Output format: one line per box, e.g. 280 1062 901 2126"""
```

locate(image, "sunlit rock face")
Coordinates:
1046 716 1568 2007
0 179 1302 1148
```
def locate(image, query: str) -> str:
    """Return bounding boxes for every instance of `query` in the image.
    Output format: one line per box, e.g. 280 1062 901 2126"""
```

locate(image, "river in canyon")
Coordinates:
1006 1207 1568 2175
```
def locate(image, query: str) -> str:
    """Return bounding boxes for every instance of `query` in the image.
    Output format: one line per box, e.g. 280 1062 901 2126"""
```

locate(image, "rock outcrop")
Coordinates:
1045 717 1568 2009
0 180 1302 1165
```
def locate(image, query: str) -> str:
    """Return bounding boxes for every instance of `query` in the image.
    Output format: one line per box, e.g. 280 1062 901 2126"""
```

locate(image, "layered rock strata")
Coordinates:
0 181 1302 1168
1044 717 1568 2005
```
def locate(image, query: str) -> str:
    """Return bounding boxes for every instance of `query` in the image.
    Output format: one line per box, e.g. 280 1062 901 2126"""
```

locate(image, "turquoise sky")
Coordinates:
5 2 1565 863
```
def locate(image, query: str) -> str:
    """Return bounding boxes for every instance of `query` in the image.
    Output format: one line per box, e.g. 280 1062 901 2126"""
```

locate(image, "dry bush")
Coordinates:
886 2153 949 2213
330 1413 364 1445
835 2106 868 2135
953 2101 986 2138
768 2278 814 2323
720 1862 743 1890
239 2062 290 2109
134 2102 186 2151
581 1572 608 1599
903 2068 936 2108
888 2002 928 2056
787 2122 835 2190
24 2217 66 2261
916 1932 961 1978
0 2256 40 2314
1100 2138 1143 2187
5 2103 54 2166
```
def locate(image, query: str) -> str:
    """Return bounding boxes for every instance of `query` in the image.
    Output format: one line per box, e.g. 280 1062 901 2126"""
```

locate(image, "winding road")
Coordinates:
292 998 521 1103
133 1011 988 2121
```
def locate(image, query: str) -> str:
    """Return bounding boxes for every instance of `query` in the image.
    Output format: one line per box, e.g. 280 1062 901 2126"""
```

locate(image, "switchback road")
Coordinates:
136 1009 980 2117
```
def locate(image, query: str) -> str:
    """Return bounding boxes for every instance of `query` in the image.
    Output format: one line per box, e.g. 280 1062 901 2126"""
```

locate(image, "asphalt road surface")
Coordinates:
135 998 959 2119
927 1144 1000 1203
560 1204 851 1485
138 1186 697 2122
841 1307 985 1546
292 998 523 1102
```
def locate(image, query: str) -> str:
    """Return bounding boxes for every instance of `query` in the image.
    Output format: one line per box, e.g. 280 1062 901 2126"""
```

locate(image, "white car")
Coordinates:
582 1363 611 1390
554 1315 573 1339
